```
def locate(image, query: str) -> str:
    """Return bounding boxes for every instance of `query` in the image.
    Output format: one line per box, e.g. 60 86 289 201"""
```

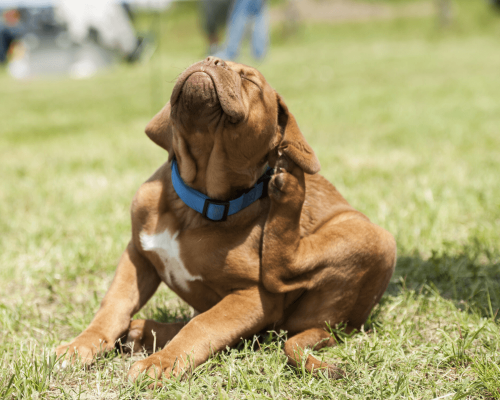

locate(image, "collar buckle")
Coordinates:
202 198 230 221
256 167 274 198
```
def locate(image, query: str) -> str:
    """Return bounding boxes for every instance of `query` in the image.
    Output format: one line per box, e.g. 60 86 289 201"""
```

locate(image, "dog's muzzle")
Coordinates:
179 72 219 110
171 58 246 123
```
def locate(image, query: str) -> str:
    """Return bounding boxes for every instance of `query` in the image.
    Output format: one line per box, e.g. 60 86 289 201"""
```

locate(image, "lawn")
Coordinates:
1 0 500 398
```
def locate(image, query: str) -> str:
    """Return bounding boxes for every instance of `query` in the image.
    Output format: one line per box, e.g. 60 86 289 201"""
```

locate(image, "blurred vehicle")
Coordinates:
0 0 169 79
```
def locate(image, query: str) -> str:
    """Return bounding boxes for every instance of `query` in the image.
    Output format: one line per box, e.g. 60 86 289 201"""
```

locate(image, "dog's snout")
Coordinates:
205 56 226 68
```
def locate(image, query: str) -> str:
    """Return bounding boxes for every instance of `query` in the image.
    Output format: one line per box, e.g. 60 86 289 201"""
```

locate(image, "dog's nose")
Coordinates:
205 56 226 68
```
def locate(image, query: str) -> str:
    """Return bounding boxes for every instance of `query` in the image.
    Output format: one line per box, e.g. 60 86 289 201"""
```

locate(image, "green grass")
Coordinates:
1 0 500 398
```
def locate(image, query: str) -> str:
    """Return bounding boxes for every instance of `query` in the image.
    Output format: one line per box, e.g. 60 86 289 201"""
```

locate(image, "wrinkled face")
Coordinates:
169 57 280 199
145 57 319 201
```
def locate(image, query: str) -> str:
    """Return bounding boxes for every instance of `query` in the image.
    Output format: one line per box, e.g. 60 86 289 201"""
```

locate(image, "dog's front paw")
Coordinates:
128 352 185 388
55 332 112 366
269 156 305 207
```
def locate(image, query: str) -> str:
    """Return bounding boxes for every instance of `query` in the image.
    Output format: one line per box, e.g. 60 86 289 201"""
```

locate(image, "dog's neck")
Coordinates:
170 158 272 222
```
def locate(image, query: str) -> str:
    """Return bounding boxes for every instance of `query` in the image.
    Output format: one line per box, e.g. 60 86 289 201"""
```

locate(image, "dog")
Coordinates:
56 57 396 382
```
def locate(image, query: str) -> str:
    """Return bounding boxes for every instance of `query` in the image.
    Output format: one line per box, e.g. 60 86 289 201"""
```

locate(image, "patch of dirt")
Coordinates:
270 0 435 23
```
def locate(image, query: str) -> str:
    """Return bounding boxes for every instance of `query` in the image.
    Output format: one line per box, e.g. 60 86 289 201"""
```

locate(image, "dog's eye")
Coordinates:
241 74 260 90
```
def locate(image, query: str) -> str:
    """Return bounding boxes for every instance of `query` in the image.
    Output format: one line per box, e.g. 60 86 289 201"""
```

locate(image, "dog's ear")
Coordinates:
145 102 174 160
276 94 320 175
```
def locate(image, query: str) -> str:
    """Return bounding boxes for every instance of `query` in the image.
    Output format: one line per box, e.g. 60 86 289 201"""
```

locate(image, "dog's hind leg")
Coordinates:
278 263 392 379
263 156 396 295
125 319 187 353
284 328 344 379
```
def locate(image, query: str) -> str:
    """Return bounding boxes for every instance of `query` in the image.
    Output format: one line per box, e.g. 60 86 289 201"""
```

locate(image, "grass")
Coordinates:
1 0 500 398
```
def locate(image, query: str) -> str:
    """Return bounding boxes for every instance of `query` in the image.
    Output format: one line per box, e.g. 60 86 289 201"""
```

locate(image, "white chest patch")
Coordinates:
140 229 202 292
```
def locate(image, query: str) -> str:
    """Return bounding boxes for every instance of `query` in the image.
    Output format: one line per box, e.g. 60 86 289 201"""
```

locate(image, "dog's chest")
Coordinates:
139 229 202 292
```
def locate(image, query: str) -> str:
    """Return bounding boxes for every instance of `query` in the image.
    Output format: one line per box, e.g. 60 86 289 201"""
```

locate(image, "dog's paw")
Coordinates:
125 319 185 354
125 319 149 353
269 156 305 206
128 353 185 388
325 364 346 380
55 332 111 366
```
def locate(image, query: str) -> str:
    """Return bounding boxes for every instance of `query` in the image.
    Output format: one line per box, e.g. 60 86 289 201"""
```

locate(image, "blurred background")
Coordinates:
1 0 500 396
1 0 500 312
1 0 500 314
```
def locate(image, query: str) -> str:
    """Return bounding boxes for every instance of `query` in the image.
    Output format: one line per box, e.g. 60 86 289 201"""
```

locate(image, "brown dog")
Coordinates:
56 57 396 382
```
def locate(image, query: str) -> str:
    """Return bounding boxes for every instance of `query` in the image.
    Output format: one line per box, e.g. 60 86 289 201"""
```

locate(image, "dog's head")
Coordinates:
145 57 320 200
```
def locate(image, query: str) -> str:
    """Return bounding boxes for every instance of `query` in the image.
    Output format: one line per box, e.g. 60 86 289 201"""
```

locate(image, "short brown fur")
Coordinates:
56 57 396 384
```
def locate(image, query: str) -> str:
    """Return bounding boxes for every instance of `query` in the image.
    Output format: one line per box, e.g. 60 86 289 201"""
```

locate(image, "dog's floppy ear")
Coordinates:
277 94 320 175
145 102 174 160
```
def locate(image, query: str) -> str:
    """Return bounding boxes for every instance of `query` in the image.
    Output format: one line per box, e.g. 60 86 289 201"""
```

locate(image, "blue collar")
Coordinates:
171 159 273 221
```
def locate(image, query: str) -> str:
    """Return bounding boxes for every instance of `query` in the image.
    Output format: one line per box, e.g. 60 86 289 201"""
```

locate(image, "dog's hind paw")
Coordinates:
269 156 305 207
125 319 186 354
325 365 346 380
125 319 148 353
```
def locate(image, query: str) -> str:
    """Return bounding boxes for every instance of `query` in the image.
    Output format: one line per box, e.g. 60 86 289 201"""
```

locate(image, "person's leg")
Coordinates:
0 29 15 64
251 0 269 60
200 0 218 53
215 0 250 60
202 0 234 55
0 30 8 63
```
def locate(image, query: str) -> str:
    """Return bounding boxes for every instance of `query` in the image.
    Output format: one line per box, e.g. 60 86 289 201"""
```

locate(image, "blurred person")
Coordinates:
0 9 24 64
55 0 143 61
200 0 233 55
215 0 269 61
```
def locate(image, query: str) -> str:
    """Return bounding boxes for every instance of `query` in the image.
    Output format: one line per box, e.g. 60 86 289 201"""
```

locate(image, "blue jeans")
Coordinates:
215 0 269 61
